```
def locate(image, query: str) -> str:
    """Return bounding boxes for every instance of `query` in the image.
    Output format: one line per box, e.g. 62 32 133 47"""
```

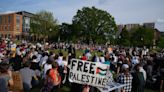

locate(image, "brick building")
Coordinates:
0 11 34 39
0 12 22 39
17 11 34 34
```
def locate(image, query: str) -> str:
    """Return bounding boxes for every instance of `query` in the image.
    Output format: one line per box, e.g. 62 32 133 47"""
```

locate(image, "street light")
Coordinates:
48 28 52 41
118 35 121 45
49 28 52 32
141 37 143 47
119 35 121 39
141 37 143 41
113 35 116 45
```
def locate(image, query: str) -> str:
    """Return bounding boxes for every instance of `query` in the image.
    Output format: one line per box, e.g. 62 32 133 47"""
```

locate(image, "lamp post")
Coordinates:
113 35 116 45
49 28 52 32
141 37 143 47
118 35 121 45
48 28 52 41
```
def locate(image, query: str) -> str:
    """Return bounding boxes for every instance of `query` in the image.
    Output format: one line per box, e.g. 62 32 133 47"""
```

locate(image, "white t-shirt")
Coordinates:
36 54 42 63
100 57 105 63
61 60 68 67
40 56 48 66
43 63 52 77
113 55 118 63
57 56 63 66
139 67 147 81
132 56 139 65
86 52 92 60
96 56 100 62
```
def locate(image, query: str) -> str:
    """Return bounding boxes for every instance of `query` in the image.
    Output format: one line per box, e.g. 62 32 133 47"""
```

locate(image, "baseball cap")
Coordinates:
122 64 129 70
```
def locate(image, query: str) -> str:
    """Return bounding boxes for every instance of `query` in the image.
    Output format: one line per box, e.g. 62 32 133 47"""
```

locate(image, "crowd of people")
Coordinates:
0 38 164 92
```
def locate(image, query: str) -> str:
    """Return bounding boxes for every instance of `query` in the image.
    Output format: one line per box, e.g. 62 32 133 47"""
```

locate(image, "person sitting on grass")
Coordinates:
49 62 61 92
19 62 38 92
0 63 13 92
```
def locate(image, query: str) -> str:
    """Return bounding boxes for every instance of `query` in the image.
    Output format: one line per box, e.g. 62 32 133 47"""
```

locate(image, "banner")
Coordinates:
69 59 110 87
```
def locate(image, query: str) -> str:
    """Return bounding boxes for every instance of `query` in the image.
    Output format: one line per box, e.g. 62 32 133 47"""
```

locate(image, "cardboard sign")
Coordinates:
69 59 110 87
9 72 23 92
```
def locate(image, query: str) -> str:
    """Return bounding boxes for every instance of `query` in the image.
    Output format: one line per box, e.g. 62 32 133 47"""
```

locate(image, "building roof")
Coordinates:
155 22 164 32
16 11 34 17
0 11 17 15
0 11 34 17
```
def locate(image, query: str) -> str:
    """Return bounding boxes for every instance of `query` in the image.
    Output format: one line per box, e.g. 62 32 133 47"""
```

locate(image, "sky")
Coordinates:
0 0 164 31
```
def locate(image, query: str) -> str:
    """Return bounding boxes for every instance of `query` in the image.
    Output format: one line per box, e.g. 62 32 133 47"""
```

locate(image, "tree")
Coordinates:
59 23 73 42
72 7 117 44
131 27 154 47
118 27 130 46
157 36 164 48
30 10 59 42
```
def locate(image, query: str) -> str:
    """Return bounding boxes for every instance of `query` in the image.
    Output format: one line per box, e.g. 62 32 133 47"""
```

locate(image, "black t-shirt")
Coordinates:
157 58 164 68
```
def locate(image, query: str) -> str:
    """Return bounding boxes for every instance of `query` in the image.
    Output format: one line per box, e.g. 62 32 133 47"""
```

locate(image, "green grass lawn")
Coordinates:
52 49 103 59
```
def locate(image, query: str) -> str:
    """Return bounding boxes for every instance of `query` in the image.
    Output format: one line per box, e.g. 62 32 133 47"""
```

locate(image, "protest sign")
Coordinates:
97 82 127 92
69 59 110 87
9 72 23 92
98 69 126 92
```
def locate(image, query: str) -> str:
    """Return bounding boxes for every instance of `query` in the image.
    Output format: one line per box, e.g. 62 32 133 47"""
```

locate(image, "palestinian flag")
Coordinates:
96 67 107 76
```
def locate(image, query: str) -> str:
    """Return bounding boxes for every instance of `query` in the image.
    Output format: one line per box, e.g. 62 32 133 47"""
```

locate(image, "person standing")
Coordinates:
117 64 133 92
158 57 164 92
132 64 145 92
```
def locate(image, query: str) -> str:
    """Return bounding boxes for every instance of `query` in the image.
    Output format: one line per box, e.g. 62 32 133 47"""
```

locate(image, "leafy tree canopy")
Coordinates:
131 26 154 47
30 10 59 41
72 7 117 44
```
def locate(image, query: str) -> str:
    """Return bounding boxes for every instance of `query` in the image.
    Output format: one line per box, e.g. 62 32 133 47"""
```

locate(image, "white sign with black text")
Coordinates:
69 59 110 87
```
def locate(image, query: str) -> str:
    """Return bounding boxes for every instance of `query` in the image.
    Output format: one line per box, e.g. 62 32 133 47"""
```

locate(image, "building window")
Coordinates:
0 16 2 24
8 15 10 24
1 34 3 37
6 26 9 31
6 16 7 24
25 17 30 28
3 16 5 24
8 26 10 31
4 16 7 24
3 26 6 31
16 15 20 31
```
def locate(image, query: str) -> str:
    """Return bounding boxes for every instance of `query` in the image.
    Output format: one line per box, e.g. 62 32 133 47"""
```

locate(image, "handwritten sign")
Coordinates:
69 59 110 87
